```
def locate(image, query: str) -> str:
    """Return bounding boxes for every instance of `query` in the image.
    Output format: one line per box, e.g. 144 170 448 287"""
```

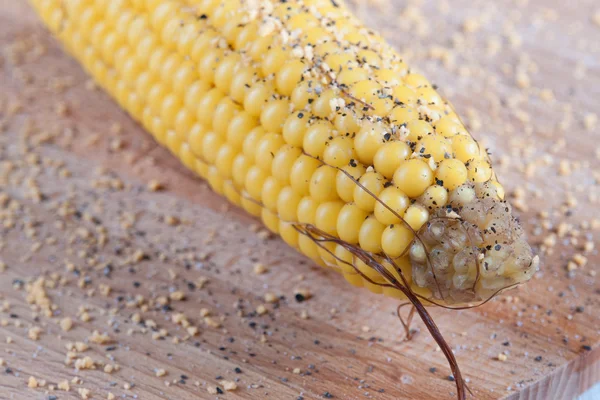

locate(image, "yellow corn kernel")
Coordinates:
393 159 434 198
354 172 385 212
374 187 410 225
373 141 411 179
337 204 369 244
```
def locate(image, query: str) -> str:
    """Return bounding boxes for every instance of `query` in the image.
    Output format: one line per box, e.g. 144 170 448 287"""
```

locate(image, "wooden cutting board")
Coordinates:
0 1 598 399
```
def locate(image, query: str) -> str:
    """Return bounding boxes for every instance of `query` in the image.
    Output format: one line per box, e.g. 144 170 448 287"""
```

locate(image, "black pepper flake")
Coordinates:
322 392 334 398
295 293 306 303
448 375 455 382
133 281 140 288
298 112 304 118
575 306 584 313
534 356 542 362
216 387 224 394
199 14 207 19
581 345 591 351
234 367 243 374
429 367 437 373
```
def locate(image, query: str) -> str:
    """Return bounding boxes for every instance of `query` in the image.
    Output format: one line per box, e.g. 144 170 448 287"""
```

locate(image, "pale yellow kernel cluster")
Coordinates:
31 0 534 304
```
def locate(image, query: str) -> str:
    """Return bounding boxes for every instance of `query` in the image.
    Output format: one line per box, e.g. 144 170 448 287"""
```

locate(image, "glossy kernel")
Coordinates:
393 159 433 198
354 171 384 212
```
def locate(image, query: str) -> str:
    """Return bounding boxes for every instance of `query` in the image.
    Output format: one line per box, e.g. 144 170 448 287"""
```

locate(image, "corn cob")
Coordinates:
30 0 538 307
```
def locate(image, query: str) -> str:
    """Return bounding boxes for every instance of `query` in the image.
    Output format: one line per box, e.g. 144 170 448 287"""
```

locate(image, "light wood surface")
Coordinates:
0 1 598 399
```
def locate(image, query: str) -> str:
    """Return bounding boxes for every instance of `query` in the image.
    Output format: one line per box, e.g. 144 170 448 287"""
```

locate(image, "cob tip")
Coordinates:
409 181 538 304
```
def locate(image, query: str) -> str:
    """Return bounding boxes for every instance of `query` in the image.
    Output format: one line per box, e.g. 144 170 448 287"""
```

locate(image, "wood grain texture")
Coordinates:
0 1 598 399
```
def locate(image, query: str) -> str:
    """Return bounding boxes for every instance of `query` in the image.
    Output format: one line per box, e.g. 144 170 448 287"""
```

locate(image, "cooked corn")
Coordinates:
31 0 537 305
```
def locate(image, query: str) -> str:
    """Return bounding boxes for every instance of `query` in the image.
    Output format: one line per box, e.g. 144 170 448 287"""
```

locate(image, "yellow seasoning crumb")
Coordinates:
207 386 218 395
221 380 238 391
89 330 112 344
28 376 39 388
172 312 187 325
54 102 69 116
204 317 221 329
253 262 268 275
0 358 4 366
80 312 91 322
28 326 42 340
300 310 309 320
60 317 73 332
187 326 200 336
256 229 272 240
58 380 70 391
539 89 554 102
147 180 164 192
78 388 91 399
462 17 481 33
362 326 371 333
123 383 132 390
107 393 115 400
199 308 211 317
256 304 268 315
196 276 209 289
6 336 13 344
75 342 89 352
264 293 278 303
293 368 301 374
164 215 180 226
104 364 115 374
155 368 167 377
169 291 185 301
593 10 600 27
584 113 598 131
498 353 508 361
572 254 588 267
75 356 96 370
99 284 111 296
